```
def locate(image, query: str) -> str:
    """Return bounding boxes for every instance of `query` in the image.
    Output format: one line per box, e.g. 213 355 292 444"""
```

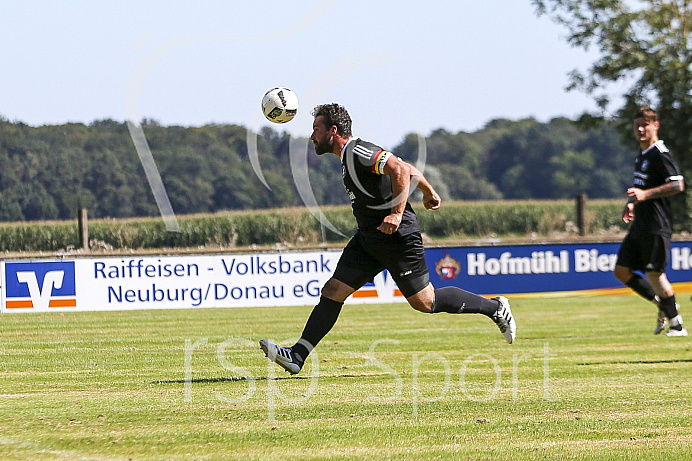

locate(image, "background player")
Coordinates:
613 105 687 336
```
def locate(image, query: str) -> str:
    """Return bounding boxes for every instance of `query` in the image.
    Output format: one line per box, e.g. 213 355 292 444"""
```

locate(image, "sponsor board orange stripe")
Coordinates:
483 282 692 300
5 298 78 309
492 288 630 300
6 300 33 308
352 289 405 298
672 281 692 294
354 283 692 301
49 299 77 307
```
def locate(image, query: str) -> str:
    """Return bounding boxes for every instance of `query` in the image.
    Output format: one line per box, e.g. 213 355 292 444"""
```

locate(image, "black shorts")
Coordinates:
332 230 430 298
616 232 670 273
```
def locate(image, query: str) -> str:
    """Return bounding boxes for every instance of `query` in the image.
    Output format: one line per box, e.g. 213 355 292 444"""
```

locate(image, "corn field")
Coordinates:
0 200 627 253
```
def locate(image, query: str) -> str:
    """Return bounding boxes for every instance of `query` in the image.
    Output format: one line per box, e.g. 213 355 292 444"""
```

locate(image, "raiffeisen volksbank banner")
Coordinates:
2 252 338 313
2 242 692 313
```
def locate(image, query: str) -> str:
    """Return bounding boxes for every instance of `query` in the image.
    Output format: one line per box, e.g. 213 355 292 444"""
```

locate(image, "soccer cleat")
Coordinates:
491 296 516 344
654 309 669 335
665 326 688 337
259 339 302 375
664 315 688 337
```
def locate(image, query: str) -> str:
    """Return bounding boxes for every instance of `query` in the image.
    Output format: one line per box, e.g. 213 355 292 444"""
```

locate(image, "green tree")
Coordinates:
436 164 503 200
213 167 260 210
533 0 692 227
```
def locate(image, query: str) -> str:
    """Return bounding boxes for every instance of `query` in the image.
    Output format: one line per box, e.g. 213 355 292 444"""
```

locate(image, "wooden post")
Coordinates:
78 208 89 250
576 193 588 236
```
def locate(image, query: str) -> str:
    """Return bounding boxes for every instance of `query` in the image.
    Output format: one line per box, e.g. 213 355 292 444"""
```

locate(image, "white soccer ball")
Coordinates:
261 87 299 124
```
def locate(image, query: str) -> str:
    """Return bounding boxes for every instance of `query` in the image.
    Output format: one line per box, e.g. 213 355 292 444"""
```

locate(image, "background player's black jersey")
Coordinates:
341 138 420 235
630 140 683 237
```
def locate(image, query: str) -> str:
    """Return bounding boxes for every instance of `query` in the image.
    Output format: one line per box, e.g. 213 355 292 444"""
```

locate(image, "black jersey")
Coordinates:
341 138 420 235
630 140 683 237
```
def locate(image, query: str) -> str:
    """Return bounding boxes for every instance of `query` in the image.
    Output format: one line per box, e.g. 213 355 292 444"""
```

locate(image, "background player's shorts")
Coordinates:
616 232 670 273
333 230 430 298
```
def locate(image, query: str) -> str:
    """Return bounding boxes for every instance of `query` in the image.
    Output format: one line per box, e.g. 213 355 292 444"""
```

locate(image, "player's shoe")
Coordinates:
654 309 669 335
664 315 688 337
665 327 688 337
491 296 516 344
259 339 302 375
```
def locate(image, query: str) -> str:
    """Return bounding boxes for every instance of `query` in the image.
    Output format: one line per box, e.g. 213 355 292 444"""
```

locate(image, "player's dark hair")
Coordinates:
634 105 658 122
312 104 352 137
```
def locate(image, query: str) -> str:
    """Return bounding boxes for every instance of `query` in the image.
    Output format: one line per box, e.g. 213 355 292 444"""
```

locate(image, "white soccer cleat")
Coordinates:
491 296 516 344
665 327 688 337
664 315 688 337
259 339 302 375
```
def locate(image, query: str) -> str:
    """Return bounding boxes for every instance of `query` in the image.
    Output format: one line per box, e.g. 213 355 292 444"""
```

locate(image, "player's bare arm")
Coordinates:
379 155 411 234
408 163 441 210
626 178 685 203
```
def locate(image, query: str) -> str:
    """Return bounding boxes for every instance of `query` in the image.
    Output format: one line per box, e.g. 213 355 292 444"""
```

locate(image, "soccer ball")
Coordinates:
261 87 299 124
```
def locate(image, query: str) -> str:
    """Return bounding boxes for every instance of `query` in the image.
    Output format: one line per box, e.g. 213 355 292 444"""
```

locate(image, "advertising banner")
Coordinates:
3 252 336 313
2 241 692 313
426 241 692 296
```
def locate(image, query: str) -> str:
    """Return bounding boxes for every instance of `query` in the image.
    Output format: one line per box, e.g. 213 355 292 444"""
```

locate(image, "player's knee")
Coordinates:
321 278 353 302
409 299 432 314
613 265 631 284
406 283 434 313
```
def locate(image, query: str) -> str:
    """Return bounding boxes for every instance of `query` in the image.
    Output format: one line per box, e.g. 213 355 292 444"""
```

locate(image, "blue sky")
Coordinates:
0 1 606 149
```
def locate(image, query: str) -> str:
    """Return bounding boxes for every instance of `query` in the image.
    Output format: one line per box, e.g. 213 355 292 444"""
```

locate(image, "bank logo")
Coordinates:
5 261 77 310
436 253 461 280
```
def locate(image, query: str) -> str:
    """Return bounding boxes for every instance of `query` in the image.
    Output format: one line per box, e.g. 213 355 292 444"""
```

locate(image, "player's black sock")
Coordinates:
291 296 344 364
659 295 679 320
431 286 498 317
625 274 657 302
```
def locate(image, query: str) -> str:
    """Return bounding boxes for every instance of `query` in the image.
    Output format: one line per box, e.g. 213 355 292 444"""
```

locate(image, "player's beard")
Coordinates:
313 137 333 156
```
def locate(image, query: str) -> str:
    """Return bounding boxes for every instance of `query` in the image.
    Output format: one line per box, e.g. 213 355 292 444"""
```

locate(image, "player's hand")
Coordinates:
622 202 634 223
378 213 402 234
423 191 441 210
626 187 647 203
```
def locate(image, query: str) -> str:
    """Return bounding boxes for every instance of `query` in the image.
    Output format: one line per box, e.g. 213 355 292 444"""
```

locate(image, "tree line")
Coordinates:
0 116 637 222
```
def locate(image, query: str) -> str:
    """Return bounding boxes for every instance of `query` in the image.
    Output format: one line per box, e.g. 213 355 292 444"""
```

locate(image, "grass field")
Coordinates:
0 294 690 460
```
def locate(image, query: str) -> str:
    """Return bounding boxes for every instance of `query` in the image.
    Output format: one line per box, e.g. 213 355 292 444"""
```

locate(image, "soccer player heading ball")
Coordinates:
261 103 516 375
614 105 687 336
